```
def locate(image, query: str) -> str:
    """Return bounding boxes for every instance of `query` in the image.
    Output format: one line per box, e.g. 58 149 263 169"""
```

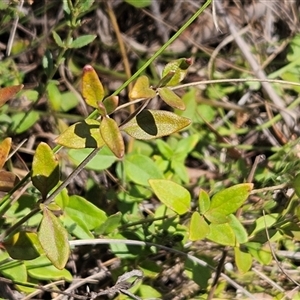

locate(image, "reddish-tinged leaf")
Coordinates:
158 87 185 110
0 137 11 169
120 109 191 140
129 75 156 100
100 117 125 158
162 58 192 86
82 65 105 108
0 84 23 107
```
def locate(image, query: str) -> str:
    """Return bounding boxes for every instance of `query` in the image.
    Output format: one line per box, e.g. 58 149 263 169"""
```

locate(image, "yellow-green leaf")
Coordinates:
82 65 105 108
234 247 252 273
189 212 210 241
32 142 59 199
158 87 185 110
0 84 23 107
55 119 105 149
100 117 125 158
149 179 191 215
120 109 191 140
198 189 210 215
0 137 11 169
207 223 236 246
103 95 119 114
129 75 156 100
38 207 70 270
162 58 192 86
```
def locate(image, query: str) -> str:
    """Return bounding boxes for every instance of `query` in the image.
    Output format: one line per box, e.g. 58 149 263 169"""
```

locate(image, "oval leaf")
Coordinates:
10 110 39 134
100 117 125 158
149 179 191 215
70 34 96 49
207 183 253 216
198 189 210 215
55 119 105 149
234 247 252 274
228 214 248 244
158 87 185 110
0 84 23 107
189 212 210 241
207 223 236 246
123 153 164 186
0 137 11 169
4 232 42 260
120 109 191 140
38 207 70 269
32 142 59 199
82 65 105 108
129 75 156 100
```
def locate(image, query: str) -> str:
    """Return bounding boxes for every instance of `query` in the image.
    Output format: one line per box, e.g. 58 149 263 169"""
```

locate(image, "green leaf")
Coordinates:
0 253 27 284
125 0 152 8
95 212 122 235
189 212 210 241
249 213 278 238
120 109 191 140
32 142 59 199
65 195 107 230
149 179 190 215
123 153 164 186
38 207 70 270
246 242 272 265
82 65 105 108
10 110 39 134
0 84 23 107
4 232 42 260
206 183 253 217
184 257 212 288
52 31 64 47
228 214 248 244
68 147 117 171
293 173 300 198
61 213 93 239
234 247 252 273
129 75 156 100
69 34 96 48
100 117 125 158
162 58 192 86
158 87 185 110
46 81 61 111
206 223 236 246
25 255 72 281
198 189 210 215
55 119 105 148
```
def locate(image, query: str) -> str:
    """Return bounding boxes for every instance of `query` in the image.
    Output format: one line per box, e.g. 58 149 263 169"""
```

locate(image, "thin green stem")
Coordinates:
88 0 212 120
